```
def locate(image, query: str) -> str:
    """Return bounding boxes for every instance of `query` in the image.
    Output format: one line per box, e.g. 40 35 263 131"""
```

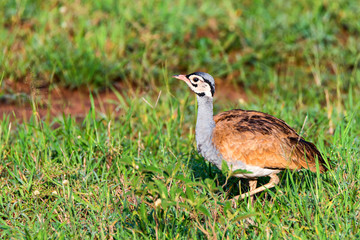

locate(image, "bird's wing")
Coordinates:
213 109 326 172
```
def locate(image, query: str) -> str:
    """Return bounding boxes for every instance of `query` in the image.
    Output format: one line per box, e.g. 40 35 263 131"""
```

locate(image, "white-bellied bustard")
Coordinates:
174 72 328 201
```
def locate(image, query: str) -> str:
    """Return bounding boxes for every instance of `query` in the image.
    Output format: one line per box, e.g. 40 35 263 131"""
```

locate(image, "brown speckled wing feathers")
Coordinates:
212 109 326 172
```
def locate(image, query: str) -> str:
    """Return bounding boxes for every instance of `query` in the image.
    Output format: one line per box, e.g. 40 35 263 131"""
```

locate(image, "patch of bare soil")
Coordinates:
0 80 124 122
215 77 248 103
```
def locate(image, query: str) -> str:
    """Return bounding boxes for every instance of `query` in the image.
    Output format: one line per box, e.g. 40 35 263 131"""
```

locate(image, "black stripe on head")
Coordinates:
203 79 215 97
186 72 206 78
186 73 196 79
196 92 205 97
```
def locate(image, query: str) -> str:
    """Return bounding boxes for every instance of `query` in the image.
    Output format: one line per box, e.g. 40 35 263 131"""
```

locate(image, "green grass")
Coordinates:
1 83 360 238
1 0 360 239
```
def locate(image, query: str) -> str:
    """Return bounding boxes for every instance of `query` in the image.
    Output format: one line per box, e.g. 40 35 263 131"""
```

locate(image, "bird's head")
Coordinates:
173 72 215 98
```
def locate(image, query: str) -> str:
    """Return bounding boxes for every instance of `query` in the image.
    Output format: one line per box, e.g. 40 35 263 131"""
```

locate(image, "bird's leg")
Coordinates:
234 173 280 201
248 179 257 206
231 179 258 208
249 179 257 192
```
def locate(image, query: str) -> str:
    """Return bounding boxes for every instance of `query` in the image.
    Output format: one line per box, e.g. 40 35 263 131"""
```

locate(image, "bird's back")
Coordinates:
212 109 327 173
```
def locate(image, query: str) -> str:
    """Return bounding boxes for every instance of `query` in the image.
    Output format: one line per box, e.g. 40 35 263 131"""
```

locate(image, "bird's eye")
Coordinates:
193 77 199 82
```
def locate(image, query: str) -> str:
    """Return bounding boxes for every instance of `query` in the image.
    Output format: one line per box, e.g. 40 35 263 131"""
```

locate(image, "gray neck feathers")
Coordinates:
195 96 222 168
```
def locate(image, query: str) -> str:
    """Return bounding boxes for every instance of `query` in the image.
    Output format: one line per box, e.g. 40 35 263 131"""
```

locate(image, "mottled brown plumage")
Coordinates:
213 109 326 173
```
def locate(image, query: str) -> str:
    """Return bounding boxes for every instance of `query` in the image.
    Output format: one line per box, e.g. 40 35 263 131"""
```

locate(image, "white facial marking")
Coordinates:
188 75 212 97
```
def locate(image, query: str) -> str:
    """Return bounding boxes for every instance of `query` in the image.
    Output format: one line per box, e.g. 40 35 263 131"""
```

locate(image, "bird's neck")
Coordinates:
195 96 216 151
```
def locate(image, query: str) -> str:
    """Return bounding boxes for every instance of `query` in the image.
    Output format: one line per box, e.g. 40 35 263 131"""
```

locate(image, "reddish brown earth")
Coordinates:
215 78 248 103
1 81 125 122
1 78 247 122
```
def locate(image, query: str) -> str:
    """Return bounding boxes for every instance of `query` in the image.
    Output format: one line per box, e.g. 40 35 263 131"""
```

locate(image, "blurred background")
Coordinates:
1 1 360 238
1 0 359 122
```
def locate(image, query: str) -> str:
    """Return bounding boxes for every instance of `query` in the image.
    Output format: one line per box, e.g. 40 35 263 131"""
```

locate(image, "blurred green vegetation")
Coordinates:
1 0 360 238
1 0 359 92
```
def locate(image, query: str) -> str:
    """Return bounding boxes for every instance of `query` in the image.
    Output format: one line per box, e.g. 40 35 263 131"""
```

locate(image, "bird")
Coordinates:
173 72 328 201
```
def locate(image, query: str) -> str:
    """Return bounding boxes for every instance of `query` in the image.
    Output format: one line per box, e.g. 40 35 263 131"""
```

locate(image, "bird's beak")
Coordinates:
173 74 189 83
